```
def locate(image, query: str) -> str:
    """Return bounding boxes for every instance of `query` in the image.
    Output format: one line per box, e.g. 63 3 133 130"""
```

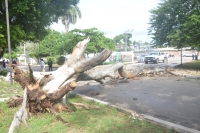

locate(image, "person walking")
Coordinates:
40 59 45 72
48 58 53 71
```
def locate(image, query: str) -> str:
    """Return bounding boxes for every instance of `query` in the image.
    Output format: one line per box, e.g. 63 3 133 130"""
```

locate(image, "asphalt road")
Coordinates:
73 76 200 131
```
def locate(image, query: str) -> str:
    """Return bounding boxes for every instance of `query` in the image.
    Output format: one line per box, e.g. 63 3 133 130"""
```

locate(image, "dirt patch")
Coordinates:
172 69 200 76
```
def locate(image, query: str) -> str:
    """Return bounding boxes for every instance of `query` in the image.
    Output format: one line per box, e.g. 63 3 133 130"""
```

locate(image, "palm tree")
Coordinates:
61 5 81 33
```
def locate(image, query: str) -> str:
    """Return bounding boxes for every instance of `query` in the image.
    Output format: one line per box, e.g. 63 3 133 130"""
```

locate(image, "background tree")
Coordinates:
61 5 82 33
13 28 115 62
148 0 200 49
113 33 132 51
0 0 80 58
60 28 115 54
4 52 17 60
38 30 63 57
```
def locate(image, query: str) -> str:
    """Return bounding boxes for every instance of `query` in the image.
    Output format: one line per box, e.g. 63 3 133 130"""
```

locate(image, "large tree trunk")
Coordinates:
8 38 133 132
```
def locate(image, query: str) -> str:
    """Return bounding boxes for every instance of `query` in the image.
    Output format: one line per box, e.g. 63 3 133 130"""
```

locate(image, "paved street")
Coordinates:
18 64 58 72
73 76 200 131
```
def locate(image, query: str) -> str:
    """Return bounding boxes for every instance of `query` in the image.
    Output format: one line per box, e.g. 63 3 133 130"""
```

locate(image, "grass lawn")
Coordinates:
0 81 23 98
175 60 200 70
0 81 178 133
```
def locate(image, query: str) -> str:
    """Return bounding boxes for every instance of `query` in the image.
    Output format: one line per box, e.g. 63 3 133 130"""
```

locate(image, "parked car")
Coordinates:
182 52 193 57
144 52 167 64
137 54 147 63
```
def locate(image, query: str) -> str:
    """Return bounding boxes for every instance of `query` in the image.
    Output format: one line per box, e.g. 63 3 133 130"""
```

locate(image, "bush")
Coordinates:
0 70 8 77
56 56 65 65
46 56 57 64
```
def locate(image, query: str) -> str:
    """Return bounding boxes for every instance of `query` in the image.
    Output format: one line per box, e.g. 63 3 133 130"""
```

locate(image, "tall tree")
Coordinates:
177 11 200 49
0 0 80 58
61 5 82 33
148 0 200 49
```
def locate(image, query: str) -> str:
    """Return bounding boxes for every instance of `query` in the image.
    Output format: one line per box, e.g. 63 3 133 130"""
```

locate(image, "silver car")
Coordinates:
138 54 147 63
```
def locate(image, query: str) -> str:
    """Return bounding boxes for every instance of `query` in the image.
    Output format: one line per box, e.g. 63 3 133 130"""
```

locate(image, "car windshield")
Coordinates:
149 53 159 55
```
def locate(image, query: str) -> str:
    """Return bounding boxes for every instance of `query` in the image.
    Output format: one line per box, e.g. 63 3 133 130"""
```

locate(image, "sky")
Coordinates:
50 0 160 43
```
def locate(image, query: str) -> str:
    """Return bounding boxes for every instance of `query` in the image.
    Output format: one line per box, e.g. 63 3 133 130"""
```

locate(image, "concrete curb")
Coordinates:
143 115 200 133
71 92 200 133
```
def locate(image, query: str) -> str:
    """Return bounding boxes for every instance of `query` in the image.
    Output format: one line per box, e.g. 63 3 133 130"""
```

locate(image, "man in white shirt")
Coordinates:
40 59 45 72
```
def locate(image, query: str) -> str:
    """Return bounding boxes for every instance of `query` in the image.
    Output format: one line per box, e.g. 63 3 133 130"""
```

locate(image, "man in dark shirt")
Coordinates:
48 58 53 71
12 60 17 64
2 59 6 68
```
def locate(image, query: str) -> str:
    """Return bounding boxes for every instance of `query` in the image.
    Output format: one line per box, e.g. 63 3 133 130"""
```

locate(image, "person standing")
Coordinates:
48 58 53 71
40 59 45 72
195 51 198 60
2 59 6 68
192 52 195 60
12 60 17 64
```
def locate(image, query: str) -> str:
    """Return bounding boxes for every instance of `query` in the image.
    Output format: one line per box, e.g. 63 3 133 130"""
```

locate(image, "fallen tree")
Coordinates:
7 38 133 132
6 38 177 132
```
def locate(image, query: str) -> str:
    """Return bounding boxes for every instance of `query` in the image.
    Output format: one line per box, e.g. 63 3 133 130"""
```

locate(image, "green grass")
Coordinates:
0 85 178 133
102 61 116 65
175 60 200 70
0 81 23 98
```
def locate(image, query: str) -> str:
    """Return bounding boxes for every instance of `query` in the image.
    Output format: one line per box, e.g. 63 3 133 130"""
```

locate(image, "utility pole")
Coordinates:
5 0 13 85
124 30 128 52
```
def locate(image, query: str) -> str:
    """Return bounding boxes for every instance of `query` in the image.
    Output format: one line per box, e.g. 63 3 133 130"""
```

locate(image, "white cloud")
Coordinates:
50 0 159 42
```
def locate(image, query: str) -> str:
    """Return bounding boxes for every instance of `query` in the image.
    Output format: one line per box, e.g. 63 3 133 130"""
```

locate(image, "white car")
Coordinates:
182 52 193 57
0 58 9 62
144 52 167 64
